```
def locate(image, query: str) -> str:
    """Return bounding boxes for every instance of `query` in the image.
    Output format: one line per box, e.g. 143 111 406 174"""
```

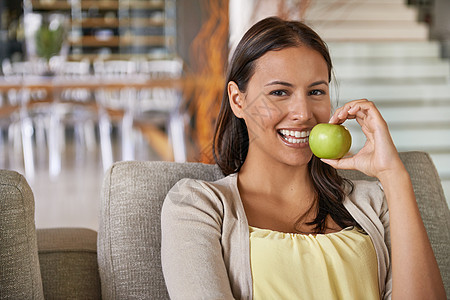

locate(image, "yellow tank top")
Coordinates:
249 226 380 300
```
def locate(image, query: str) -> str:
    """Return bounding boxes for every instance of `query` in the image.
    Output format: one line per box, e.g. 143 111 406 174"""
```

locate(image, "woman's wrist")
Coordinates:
376 161 410 188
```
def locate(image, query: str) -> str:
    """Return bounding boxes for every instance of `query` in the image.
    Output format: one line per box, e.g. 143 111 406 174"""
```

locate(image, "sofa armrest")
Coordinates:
0 169 44 300
37 228 101 300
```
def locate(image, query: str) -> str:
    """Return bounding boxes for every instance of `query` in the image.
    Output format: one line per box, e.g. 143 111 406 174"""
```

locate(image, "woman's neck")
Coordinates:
238 153 314 203
236 152 320 233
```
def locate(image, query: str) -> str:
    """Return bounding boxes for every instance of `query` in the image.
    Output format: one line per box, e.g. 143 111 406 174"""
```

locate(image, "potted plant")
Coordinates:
24 12 68 75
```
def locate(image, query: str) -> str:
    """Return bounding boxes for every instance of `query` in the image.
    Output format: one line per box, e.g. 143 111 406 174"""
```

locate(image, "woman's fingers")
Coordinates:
331 100 387 135
325 99 403 177
321 157 355 170
329 99 369 124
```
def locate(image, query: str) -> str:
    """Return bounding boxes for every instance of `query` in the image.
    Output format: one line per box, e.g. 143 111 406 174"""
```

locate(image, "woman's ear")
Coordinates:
228 81 245 118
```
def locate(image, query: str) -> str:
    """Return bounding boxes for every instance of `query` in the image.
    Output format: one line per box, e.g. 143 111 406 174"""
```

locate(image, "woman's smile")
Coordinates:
278 129 311 147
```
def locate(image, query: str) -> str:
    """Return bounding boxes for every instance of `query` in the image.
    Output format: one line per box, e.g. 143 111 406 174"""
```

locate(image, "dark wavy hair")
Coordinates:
212 17 358 234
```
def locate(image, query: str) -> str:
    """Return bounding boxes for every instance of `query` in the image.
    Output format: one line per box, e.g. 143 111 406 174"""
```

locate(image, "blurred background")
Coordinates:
0 0 449 230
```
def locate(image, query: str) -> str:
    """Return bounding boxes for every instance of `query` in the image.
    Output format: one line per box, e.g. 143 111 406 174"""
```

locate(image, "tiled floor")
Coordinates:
30 150 104 231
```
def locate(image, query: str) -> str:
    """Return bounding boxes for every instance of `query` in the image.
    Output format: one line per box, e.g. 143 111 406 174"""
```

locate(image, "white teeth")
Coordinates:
290 137 308 144
279 129 310 139
278 129 311 144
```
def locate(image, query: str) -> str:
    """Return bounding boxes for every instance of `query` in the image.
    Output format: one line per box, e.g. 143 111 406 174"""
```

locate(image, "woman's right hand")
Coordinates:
321 99 406 181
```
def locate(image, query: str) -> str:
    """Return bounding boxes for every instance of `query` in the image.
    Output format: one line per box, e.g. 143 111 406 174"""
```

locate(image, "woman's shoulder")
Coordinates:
348 179 383 193
169 174 236 195
344 179 387 216
164 174 238 210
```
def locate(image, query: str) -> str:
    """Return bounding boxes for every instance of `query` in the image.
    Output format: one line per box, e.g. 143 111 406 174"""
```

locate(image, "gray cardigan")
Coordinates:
161 174 392 300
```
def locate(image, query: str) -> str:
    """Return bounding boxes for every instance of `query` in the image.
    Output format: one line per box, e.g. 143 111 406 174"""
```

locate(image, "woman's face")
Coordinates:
229 46 331 168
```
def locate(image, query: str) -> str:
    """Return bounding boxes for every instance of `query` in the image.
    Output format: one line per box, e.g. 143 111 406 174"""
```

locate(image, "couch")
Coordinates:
0 170 100 299
1 151 449 299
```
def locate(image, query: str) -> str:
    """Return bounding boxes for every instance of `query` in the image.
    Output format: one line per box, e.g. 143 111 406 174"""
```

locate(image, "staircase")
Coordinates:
305 0 450 205
304 0 428 40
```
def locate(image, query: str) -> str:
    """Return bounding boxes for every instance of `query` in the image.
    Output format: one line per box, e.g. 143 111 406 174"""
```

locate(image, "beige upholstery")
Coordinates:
98 161 224 299
98 151 450 299
0 170 44 300
37 228 101 300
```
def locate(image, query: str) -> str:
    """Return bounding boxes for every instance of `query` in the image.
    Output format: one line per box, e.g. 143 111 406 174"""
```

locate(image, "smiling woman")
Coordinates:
161 17 446 300
213 20 354 237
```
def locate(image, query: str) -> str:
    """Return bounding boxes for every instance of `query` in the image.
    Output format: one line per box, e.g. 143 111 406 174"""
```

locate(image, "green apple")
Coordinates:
309 124 352 159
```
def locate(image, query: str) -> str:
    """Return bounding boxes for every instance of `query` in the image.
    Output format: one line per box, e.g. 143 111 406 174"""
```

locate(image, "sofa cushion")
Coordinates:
37 228 101 300
98 161 224 299
0 170 44 300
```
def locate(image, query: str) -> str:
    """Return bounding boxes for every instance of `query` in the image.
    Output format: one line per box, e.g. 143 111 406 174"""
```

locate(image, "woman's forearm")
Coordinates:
378 166 446 300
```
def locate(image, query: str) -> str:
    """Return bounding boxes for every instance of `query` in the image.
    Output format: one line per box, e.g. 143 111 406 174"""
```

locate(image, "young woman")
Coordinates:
161 17 445 299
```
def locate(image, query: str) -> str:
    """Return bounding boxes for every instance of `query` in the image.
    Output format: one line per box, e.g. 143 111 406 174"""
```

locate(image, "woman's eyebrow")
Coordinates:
309 80 328 87
264 80 294 87
264 80 328 87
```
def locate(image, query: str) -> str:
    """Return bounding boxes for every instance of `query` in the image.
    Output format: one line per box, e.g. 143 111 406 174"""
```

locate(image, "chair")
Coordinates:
98 151 450 298
93 59 139 171
133 58 186 163
1 59 48 181
3 57 98 179
0 92 8 167
93 58 186 167
138 58 183 79
0 89 18 169
47 58 97 178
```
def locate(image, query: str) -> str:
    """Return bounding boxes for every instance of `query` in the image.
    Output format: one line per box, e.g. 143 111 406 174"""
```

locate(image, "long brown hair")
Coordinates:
213 17 357 234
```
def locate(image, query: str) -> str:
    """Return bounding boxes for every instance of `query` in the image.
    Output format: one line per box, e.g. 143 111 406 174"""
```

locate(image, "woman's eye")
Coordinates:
270 90 288 96
309 89 325 96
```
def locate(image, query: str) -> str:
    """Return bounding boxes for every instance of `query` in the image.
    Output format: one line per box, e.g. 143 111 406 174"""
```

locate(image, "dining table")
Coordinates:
0 75 187 97
0 74 192 175
0 74 190 116
0 73 224 178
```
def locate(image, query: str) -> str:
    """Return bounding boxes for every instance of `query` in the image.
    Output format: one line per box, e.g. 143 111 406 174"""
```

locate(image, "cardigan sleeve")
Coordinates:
378 182 392 300
345 180 392 300
161 178 235 300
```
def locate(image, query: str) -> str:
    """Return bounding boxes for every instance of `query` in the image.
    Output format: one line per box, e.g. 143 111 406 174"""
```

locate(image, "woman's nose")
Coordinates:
289 96 312 121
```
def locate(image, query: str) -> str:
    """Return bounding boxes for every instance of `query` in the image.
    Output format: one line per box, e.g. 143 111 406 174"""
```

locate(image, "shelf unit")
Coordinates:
27 0 177 61
0 0 24 62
